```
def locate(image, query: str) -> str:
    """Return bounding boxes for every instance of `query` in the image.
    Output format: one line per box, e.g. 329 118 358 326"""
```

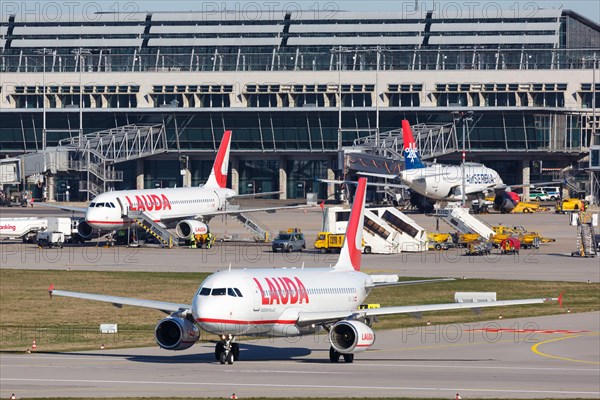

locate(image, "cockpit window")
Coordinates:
199 287 211 296
89 203 96 208
211 288 226 296
108 202 115 208
234 288 243 297
96 203 105 208
227 288 237 297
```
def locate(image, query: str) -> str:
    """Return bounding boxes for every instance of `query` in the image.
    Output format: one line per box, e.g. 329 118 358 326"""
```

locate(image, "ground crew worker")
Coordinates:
190 234 197 249
207 232 214 249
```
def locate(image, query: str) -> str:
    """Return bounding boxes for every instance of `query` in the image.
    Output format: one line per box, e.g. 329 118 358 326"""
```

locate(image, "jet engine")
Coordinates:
329 320 375 354
175 220 209 239
154 317 200 351
76 220 95 241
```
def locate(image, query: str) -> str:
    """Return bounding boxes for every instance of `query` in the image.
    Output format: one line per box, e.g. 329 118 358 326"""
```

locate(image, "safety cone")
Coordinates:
498 314 503 319
100 344 105 350
426 321 431 326
10 393 16 400
31 339 37 350
230 393 238 399
455 393 462 400
25 349 31 354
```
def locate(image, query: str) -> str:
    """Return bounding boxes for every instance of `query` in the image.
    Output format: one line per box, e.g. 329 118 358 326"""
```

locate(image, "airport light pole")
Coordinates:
71 48 91 146
453 111 474 207
34 48 53 151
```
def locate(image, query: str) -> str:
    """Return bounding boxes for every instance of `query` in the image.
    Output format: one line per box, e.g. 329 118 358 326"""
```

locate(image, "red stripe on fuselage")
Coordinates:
196 318 297 325
86 220 160 224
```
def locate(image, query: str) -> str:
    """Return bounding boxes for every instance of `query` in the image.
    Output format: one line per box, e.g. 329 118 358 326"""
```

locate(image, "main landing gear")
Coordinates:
329 347 354 363
215 334 239 365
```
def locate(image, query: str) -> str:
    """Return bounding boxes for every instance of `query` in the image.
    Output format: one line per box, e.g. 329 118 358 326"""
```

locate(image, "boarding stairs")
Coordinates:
224 203 273 242
432 206 495 239
126 210 176 248
574 216 597 257
324 206 426 253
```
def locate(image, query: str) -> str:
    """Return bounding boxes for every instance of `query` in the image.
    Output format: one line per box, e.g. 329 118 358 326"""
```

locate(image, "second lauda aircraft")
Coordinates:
54 131 306 240
49 177 558 364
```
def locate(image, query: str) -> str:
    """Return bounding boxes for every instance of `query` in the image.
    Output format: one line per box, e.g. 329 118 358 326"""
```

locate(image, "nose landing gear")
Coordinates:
215 334 239 365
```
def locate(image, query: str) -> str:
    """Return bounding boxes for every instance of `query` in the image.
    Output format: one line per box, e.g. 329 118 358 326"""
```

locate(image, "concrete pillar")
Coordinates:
279 157 287 200
522 160 530 201
327 162 335 200
230 157 239 194
47 175 55 202
136 159 144 190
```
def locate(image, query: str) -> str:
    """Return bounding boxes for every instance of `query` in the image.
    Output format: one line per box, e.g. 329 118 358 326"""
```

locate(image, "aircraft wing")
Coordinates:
49 286 190 314
296 296 558 327
35 203 87 213
229 191 282 199
320 179 407 189
366 277 455 289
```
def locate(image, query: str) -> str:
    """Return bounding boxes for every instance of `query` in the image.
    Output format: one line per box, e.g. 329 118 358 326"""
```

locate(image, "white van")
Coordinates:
539 186 561 200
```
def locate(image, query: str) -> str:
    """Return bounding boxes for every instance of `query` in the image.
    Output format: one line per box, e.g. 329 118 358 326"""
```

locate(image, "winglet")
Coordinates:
205 130 232 189
48 283 54 298
334 177 367 272
402 120 425 170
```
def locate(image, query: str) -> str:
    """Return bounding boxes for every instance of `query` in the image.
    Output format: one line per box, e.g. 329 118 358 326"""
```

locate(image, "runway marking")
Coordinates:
2 377 600 396
531 333 600 365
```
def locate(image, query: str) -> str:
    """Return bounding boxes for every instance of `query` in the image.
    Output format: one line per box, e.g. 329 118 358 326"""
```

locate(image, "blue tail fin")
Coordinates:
402 120 425 170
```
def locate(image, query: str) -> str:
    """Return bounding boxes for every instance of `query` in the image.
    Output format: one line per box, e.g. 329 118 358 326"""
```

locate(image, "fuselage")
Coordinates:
193 268 372 337
402 162 503 201
85 187 236 230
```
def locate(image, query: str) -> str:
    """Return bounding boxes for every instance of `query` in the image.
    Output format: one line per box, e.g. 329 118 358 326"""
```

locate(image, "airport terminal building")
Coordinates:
0 7 599 202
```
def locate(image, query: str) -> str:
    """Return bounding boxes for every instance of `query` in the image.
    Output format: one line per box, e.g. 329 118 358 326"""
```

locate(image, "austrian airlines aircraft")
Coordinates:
60 131 300 240
49 178 558 364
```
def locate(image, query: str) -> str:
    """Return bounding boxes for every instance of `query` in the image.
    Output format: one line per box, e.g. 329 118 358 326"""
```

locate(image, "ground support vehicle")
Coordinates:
272 229 306 253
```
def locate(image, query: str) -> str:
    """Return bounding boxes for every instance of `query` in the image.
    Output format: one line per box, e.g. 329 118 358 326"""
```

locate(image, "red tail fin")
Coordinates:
334 177 367 272
205 130 232 189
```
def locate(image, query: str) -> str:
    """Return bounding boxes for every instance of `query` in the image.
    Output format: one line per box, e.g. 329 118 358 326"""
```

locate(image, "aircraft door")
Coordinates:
116 197 127 217
245 278 261 311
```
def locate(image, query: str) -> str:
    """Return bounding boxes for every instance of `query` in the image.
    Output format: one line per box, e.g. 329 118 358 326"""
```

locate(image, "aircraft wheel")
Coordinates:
434 243 442 251
219 351 227 365
363 246 372 254
232 343 240 361
329 347 340 363
343 353 354 363
227 352 234 365
215 343 224 361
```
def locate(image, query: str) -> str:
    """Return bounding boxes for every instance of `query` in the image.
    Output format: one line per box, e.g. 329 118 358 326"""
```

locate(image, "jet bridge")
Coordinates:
324 206 427 253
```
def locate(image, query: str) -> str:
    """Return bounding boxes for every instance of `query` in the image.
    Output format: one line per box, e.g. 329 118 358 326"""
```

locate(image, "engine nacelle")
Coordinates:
329 320 375 354
154 317 200 351
77 220 95 240
175 220 209 239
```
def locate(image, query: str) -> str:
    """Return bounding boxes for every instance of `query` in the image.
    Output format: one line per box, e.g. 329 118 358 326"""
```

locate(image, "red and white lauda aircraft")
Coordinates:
49 177 559 364
58 130 302 240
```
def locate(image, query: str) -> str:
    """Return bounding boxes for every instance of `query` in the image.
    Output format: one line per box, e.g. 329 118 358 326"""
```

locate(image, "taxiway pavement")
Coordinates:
1 312 598 398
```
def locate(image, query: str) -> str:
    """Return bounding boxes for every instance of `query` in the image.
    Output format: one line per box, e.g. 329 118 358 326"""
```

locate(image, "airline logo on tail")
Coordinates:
402 120 425 170
205 130 232 189
334 177 367 272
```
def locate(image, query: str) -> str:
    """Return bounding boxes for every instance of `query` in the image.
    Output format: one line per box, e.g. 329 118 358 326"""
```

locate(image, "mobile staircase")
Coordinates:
324 206 427 253
127 210 176 248
432 206 495 239
572 213 597 258
224 203 274 242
